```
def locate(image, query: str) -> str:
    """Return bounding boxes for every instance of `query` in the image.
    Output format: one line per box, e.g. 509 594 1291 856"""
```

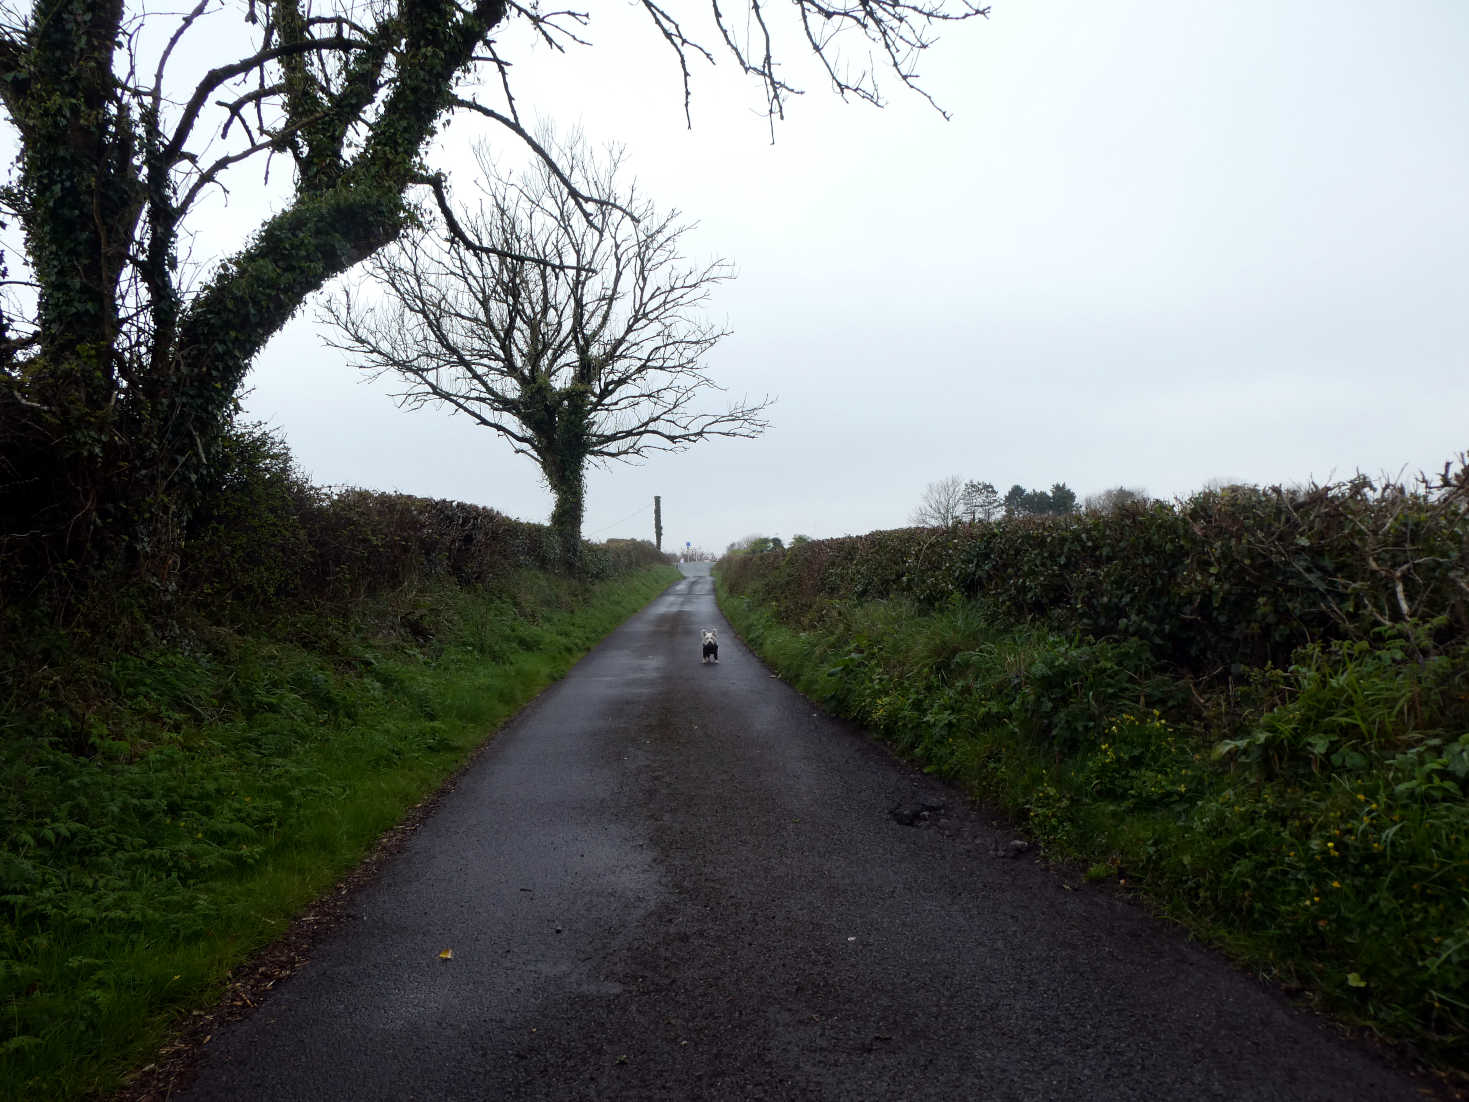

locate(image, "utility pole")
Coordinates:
654 496 663 551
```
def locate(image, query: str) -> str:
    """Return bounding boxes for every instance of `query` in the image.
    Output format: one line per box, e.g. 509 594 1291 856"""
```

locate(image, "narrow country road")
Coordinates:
177 565 1426 1101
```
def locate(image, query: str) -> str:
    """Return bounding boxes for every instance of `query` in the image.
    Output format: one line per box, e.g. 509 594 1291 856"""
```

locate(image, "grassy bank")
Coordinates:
716 577 1468 1076
0 564 677 1101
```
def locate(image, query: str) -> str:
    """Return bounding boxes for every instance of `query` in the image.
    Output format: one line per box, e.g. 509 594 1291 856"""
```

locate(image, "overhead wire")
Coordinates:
584 500 654 539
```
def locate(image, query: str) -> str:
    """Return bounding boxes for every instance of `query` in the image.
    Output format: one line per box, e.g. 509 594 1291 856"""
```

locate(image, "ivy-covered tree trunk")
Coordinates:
158 0 508 477
546 461 586 568
0 0 137 574
0 0 508 589
11 0 131 407
542 387 591 569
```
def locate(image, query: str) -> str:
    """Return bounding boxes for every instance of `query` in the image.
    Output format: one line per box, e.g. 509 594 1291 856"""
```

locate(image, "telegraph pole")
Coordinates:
654 496 663 551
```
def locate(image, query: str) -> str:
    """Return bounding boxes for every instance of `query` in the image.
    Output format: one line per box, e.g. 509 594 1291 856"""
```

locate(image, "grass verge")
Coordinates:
0 565 678 1101
716 578 1469 1079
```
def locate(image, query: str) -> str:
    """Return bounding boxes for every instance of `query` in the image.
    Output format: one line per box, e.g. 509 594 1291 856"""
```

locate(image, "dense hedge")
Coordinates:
0 419 666 636
722 463 1469 676
0 420 667 757
187 486 661 603
177 424 666 614
717 461 1469 1066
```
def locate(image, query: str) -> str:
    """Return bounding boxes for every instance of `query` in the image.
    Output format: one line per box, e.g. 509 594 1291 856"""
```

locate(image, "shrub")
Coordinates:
181 420 314 609
173 424 666 617
720 460 1469 681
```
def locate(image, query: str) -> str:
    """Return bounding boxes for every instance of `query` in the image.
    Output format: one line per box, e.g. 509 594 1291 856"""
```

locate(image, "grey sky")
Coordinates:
236 1 1469 555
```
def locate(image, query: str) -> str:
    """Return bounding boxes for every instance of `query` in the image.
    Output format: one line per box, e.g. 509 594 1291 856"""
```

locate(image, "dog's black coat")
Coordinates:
702 639 719 662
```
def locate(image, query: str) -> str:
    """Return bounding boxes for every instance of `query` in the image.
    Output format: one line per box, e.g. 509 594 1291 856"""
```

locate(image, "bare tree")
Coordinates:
322 137 771 561
911 475 968 527
0 0 988 587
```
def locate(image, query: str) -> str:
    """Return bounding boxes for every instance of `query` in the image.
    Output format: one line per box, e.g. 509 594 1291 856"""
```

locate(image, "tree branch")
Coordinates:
411 172 589 271
164 33 367 165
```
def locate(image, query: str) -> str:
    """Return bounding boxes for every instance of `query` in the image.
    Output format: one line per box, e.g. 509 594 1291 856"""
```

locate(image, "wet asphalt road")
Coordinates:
177 564 1427 1101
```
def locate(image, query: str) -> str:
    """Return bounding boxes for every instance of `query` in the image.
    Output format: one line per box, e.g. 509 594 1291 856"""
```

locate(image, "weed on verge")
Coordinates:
0 566 677 1101
716 581 1469 1075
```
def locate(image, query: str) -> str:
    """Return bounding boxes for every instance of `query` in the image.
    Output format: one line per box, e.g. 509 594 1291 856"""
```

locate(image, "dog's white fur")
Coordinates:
701 629 719 664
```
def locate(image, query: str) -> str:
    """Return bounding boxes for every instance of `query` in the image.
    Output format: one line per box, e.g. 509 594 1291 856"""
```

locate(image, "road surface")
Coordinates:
177 564 1427 1100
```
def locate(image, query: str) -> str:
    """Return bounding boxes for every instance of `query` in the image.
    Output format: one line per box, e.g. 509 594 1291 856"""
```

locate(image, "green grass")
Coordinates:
716 577 1469 1076
0 565 678 1101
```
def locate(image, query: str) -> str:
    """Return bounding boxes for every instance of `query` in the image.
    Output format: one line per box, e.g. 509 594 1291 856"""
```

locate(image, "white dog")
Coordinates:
701 629 719 664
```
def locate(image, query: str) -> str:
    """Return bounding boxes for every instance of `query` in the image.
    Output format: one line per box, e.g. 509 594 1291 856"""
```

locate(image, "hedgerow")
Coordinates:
1 420 667 758
179 420 666 616
722 462 1469 676
717 460 1469 1073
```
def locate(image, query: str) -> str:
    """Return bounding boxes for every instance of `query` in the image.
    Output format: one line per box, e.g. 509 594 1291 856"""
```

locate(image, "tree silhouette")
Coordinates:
323 137 770 562
0 0 988 586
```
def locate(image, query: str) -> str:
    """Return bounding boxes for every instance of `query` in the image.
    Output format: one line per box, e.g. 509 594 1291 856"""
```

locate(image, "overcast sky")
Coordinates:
237 0 1469 555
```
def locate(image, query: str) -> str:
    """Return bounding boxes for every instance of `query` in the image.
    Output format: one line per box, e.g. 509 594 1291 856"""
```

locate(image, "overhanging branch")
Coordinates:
412 172 591 272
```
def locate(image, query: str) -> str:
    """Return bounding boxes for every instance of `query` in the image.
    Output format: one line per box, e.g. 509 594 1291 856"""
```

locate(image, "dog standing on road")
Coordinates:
701 629 719 664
